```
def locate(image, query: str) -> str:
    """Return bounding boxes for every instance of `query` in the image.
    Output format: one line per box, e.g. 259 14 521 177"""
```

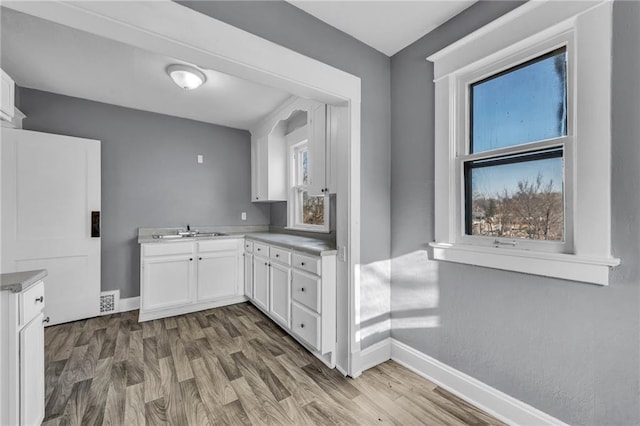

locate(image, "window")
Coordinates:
428 1 619 285
461 47 570 252
287 126 329 232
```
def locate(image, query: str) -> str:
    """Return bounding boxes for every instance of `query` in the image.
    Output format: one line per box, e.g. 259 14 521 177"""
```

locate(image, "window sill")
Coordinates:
429 242 620 286
285 226 331 234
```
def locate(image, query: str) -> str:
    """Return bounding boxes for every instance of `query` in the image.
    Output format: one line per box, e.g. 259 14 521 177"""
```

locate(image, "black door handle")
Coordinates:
91 211 100 237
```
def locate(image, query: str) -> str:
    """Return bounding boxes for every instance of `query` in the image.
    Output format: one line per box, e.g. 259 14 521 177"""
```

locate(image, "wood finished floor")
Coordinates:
42 302 505 426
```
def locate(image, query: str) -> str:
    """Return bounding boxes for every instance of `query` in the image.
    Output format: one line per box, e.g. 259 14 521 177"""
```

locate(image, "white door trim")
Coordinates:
3 0 362 375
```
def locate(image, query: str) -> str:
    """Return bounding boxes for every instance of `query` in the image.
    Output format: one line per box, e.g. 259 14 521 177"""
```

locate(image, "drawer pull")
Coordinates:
276 254 280 258
257 248 261 251
300 287 305 292
264 262 268 266
35 296 44 303
43 317 50 324
301 262 305 266
300 323 305 328
190 258 193 261
199 257 202 260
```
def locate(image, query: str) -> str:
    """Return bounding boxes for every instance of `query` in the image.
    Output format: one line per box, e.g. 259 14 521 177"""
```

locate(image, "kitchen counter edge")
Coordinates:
0 269 48 293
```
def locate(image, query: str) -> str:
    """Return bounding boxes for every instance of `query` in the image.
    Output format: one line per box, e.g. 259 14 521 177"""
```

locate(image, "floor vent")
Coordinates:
100 290 120 315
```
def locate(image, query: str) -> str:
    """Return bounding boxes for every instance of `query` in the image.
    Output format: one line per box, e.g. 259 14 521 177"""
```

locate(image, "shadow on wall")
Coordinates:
359 250 441 349
390 249 441 337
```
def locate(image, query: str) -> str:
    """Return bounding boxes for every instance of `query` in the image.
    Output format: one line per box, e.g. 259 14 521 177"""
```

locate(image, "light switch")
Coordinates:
197 154 204 164
241 212 247 221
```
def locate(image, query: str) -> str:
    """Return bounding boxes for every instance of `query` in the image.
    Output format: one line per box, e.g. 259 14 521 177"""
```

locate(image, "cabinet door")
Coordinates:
252 135 268 202
142 255 193 310
269 262 291 328
308 103 327 196
20 312 45 426
253 256 269 310
197 250 240 301
244 253 253 298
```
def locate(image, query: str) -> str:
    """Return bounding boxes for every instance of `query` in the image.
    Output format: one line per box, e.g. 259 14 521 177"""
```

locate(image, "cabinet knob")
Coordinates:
300 287 305 292
301 262 305 266
43 316 50 324
321 188 325 192
276 254 280 258
35 296 44 303
190 258 193 261
300 323 305 329
257 248 261 251
199 257 202 260
264 262 268 266
255 197 259 200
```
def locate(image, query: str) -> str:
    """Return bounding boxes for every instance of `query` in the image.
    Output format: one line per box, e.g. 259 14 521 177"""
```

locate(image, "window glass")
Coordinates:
471 47 567 153
465 148 564 240
300 191 325 226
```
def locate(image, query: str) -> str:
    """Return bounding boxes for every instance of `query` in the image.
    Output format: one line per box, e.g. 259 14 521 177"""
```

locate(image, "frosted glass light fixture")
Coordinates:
166 64 206 90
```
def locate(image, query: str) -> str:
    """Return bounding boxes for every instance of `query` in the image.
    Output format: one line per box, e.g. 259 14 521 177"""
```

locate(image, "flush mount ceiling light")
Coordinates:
166 64 206 90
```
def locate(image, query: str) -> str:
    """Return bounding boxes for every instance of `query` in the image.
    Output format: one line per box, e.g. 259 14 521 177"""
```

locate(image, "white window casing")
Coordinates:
428 1 619 285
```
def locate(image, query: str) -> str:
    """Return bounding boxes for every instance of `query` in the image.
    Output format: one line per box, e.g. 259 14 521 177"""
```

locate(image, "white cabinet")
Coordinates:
142 254 194 311
140 238 245 321
252 254 270 311
244 238 337 367
1 277 46 426
1 68 15 122
269 259 291 328
19 313 45 426
250 97 339 202
197 249 241 302
251 132 287 202
243 252 253 298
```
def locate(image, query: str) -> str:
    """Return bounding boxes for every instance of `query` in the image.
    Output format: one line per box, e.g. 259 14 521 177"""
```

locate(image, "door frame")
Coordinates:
4 0 363 376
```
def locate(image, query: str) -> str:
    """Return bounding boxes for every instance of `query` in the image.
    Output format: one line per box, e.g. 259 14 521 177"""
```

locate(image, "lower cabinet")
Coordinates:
269 261 291 328
245 238 336 367
243 252 253 298
0 278 46 426
252 255 269 311
140 238 244 321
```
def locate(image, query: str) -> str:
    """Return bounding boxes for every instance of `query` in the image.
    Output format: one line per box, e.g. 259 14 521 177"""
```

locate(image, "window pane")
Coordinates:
465 148 564 241
471 48 567 153
300 191 325 226
301 150 309 185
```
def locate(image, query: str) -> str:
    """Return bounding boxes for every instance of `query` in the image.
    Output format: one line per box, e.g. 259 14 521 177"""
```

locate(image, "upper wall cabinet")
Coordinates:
250 97 338 202
1 69 16 122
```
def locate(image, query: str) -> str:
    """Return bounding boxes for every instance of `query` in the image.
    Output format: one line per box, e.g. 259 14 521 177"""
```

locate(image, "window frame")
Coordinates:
455 35 574 254
286 125 330 233
428 1 619 285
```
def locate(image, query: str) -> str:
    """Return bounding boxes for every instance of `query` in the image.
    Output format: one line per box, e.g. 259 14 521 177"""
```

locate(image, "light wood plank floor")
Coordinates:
42 302 504 425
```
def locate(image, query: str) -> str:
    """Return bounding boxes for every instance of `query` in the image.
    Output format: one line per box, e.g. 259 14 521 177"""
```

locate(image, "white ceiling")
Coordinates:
288 1 476 56
0 8 292 130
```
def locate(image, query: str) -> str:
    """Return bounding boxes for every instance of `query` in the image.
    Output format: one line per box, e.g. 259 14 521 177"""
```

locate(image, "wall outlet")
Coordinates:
197 154 204 164
241 212 247 221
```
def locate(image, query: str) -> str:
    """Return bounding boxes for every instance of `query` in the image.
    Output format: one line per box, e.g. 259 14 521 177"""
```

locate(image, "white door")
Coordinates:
269 262 291 328
197 250 239 302
1 128 101 325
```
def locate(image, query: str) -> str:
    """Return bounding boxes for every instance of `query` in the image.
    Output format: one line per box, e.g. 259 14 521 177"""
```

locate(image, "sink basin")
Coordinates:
152 232 227 240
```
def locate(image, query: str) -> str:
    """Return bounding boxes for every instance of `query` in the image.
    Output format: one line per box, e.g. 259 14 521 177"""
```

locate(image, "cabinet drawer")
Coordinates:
144 242 193 257
269 246 291 265
20 280 45 326
292 253 321 275
198 239 240 253
291 303 320 350
253 242 270 256
244 240 254 253
292 271 321 313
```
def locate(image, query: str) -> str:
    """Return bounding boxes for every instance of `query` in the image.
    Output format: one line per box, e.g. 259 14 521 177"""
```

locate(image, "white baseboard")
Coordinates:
356 337 391 374
119 297 140 313
390 339 567 426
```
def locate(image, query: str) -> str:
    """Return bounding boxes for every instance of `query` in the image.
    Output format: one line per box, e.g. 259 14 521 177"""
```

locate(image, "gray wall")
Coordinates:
390 1 640 425
18 88 270 299
179 1 392 348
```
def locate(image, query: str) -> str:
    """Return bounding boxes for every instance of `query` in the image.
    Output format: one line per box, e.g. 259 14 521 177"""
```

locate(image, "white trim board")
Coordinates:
389 339 568 426
118 297 140 313
3 0 362 376
353 337 392 377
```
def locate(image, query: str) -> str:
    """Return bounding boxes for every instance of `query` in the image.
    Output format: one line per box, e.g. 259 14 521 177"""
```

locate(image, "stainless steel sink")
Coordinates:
152 232 227 240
